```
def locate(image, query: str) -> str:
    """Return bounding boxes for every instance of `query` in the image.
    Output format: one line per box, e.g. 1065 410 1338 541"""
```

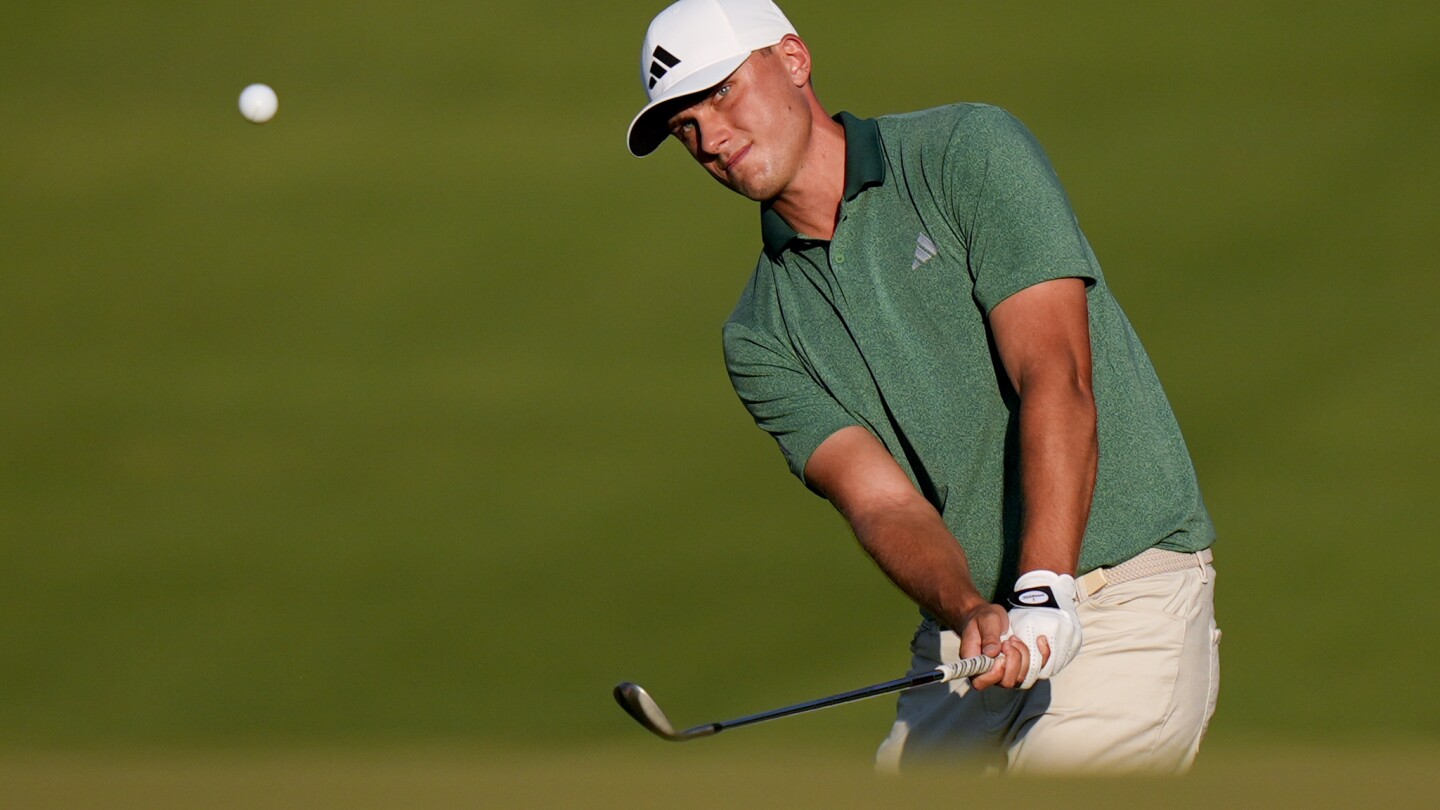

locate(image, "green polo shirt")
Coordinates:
723 103 1214 601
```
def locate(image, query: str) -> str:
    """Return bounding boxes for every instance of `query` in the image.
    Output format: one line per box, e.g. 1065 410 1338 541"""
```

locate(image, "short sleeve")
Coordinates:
723 321 859 486
951 107 1097 313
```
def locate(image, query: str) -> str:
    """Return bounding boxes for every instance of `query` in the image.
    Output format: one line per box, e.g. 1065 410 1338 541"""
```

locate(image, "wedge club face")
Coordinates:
613 682 719 742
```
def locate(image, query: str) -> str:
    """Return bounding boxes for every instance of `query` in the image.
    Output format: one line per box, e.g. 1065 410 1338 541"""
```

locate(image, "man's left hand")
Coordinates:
1002 570 1082 689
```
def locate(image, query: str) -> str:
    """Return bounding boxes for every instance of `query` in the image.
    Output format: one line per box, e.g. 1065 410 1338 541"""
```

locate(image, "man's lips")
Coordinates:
722 145 751 171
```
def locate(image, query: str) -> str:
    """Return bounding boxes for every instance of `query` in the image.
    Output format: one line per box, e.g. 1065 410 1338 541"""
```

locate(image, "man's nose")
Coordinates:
698 114 730 157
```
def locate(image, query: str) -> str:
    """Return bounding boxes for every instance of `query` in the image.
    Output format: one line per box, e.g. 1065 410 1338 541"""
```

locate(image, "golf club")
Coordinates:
613 655 995 742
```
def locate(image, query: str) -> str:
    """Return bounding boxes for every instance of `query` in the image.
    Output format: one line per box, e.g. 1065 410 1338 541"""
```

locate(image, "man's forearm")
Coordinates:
987 278 1098 578
1015 378 1098 576
806 425 1028 688
805 426 989 631
848 500 990 632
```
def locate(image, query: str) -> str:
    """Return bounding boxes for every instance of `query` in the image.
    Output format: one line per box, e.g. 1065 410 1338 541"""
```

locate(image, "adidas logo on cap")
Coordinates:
648 46 682 90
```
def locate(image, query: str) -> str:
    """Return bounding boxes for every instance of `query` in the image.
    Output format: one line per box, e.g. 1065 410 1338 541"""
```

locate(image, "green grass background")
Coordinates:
2 0 1437 803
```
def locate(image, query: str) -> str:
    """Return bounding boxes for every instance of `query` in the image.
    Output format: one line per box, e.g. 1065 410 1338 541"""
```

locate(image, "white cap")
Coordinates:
627 0 797 157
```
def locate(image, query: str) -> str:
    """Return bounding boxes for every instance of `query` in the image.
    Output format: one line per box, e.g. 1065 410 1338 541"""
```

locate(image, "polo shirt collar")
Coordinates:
760 111 886 255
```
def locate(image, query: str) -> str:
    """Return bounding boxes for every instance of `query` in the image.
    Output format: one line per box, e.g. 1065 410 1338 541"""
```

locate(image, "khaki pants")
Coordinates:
875 554 1220 775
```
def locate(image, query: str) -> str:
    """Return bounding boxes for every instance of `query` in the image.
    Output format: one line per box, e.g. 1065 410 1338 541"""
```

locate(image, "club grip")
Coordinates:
936 655 995 682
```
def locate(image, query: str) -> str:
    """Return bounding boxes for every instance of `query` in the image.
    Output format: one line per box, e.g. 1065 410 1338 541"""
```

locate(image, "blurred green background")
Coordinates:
2 0 1437 804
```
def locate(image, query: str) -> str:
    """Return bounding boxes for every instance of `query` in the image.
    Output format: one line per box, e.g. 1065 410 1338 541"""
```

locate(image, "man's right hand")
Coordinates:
958 602 1038 690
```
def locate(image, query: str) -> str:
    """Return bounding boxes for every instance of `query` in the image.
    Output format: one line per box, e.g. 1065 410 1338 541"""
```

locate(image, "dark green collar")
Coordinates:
760 111 886 255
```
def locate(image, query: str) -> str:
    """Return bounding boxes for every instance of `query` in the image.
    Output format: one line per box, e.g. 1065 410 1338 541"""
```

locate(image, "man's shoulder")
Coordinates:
872 103 1037 166
722 251 797 369
724 250 779 333
876 102 1021 138
871 103 1046 194
878 101 1009 122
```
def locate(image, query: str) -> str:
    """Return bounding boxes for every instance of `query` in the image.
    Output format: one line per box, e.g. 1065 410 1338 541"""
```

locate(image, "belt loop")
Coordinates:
1195 551 1208 584
1076 567 1107 602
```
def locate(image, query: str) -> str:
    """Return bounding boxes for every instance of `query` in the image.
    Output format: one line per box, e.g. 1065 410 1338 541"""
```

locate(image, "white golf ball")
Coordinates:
238 83 279 124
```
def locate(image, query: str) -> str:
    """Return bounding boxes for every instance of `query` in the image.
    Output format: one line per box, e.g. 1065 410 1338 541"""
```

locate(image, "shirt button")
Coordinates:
834 252 846 264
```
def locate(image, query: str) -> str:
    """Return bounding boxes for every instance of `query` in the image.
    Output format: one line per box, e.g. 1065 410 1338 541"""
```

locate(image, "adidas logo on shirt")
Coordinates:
912 232 938 269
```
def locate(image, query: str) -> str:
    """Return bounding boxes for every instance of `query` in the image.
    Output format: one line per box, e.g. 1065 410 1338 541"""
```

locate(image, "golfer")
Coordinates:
626 0 1219 774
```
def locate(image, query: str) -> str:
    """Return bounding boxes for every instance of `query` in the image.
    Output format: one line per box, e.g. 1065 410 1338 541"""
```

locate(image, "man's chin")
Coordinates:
720 176 779 203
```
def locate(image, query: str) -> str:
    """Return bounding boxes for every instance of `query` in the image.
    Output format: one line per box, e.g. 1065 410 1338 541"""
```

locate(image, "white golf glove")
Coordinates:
1001 570 1082 690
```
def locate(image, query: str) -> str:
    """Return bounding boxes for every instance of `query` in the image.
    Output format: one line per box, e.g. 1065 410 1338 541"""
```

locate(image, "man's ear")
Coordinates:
775 34 812 87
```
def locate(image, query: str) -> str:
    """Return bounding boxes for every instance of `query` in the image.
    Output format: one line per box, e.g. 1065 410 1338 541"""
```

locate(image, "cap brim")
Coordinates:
626 54 749 157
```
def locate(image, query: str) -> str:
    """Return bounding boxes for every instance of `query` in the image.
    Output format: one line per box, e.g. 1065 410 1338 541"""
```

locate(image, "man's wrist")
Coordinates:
944 589 992 627
1018 565 1076 577
1017 550 1079 577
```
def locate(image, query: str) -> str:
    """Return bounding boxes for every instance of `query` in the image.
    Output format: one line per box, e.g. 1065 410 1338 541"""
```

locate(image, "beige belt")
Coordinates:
1076 547 1213 600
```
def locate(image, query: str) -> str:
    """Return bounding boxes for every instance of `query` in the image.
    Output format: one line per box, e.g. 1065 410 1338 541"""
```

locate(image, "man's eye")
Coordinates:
715 84 730 99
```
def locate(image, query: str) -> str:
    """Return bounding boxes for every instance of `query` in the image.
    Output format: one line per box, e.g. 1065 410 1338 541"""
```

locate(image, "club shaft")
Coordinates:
681 655 993 738
707 671 942 734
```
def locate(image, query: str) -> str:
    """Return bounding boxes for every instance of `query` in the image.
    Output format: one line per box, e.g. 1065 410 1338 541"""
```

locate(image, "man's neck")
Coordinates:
768 114 847 241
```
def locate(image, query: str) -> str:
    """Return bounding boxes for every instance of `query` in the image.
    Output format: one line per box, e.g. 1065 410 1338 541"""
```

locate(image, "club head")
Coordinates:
613 682 718 742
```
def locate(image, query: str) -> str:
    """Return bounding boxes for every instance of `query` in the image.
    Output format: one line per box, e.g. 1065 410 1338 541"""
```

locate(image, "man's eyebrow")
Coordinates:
661 87 715 119
665 108 694 131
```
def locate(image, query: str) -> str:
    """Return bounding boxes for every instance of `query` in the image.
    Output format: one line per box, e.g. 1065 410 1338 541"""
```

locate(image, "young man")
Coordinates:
626 0 1219 774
